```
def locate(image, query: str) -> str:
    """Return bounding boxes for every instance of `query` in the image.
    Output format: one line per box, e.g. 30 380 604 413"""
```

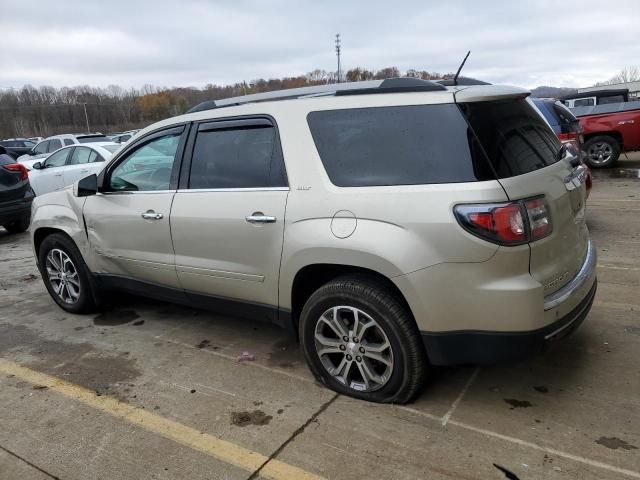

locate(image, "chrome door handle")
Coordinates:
141 210 163 220
245 212 276 224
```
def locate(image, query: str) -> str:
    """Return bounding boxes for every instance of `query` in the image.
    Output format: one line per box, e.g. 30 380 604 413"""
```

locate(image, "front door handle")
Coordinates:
141 210 163 220
245 212 276 224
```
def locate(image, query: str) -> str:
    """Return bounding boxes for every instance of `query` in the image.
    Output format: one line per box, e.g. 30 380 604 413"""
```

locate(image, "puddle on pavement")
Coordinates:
93 309 140 326
595 436 638 451
0 323 140 399
504 398 533 409
230 410 272 427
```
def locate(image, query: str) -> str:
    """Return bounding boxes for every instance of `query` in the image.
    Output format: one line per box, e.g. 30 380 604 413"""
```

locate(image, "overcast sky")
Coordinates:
1 0 639 90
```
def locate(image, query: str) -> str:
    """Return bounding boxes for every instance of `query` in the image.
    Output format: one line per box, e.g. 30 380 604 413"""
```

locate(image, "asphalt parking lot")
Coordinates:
0 155 639 480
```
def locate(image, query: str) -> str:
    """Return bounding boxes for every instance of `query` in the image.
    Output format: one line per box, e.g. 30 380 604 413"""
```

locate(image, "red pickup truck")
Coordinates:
570 103 640 168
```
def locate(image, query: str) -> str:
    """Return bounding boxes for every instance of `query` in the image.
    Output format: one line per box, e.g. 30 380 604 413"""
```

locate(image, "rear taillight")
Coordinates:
524 198 552 240
455 197 553 246
2 163 29 180
557 132 578 142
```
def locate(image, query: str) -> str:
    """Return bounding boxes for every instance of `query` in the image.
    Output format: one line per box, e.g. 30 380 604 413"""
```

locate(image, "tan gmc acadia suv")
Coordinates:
30 78 597 403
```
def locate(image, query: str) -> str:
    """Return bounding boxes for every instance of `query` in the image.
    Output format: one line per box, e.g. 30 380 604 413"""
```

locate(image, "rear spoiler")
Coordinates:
454 85 530 103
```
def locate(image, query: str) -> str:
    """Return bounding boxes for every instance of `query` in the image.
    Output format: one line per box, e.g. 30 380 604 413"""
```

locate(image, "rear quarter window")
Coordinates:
459 98 562 179
307 104 493 187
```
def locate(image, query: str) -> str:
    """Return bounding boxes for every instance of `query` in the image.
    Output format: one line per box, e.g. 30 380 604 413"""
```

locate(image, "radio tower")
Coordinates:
335 34 341 83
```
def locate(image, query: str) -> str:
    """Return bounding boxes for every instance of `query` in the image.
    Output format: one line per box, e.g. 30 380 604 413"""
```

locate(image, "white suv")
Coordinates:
30 78 596 403
17 134 113 163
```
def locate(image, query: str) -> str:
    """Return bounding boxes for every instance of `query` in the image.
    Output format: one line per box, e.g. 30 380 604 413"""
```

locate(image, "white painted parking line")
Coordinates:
441 367 481 426
401 405 640 479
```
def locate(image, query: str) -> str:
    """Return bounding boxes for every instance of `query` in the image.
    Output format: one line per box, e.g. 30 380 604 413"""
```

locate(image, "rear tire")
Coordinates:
3 216 30 234
299 275 428 403
583 135 620 168
38 233 98 313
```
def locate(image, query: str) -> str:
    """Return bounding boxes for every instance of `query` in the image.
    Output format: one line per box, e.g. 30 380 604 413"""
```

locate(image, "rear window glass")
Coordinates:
599 95 625 105
459 98 562 179
307 104 493 187
78 135 111 143
102 145 120 153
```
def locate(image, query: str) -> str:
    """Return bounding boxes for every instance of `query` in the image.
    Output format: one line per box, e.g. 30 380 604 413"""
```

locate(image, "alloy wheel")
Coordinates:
587 142 613 165
45 248 80 304
314 306 394 392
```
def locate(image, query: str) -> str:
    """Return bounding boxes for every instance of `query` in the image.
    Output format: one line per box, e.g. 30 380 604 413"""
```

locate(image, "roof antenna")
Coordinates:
453 51 471 86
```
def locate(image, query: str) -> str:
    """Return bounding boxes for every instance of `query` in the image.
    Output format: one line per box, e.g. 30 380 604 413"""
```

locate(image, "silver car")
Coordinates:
30 78 596 403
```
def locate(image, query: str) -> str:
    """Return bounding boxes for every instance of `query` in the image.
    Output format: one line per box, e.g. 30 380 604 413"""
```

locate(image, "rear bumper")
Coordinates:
0 197 33 225
421 280 597 365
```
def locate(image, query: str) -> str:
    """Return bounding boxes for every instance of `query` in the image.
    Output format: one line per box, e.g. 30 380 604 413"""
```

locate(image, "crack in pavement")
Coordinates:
0 443 62 480
247 394 339 480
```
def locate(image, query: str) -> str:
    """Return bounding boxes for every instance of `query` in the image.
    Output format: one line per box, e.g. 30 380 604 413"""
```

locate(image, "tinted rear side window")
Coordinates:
307 104 493 187
189 125 287 189
460 99 562 179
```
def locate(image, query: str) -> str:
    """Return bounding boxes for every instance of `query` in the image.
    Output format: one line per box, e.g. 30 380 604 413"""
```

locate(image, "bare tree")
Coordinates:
595 66 640 86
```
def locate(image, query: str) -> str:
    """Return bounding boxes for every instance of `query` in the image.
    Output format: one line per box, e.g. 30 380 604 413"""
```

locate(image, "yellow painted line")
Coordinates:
0 359 324 480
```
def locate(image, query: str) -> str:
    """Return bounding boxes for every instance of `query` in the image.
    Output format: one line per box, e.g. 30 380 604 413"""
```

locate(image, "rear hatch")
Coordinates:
0 156 31 204
458 92 589 296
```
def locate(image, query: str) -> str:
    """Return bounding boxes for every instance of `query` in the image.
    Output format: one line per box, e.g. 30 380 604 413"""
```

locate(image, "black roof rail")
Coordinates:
186 77 448 114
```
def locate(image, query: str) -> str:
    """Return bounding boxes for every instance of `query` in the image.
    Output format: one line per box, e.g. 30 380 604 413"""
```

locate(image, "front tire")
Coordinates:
299 276 428 403
583 135 621 168
38 233 97 313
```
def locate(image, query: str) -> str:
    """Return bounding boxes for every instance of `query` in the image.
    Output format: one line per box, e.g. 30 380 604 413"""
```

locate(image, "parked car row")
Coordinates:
0 138 36 159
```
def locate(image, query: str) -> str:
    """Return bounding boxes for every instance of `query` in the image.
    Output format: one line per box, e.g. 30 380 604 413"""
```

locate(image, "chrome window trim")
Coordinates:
99 190 176 195
176 187 290 193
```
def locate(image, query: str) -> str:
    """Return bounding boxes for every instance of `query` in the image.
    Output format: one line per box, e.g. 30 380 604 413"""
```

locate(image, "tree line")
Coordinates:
0 67 454 139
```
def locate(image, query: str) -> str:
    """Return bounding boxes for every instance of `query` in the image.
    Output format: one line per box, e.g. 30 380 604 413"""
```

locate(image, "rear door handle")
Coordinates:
141 210 163 220
245 212 276 224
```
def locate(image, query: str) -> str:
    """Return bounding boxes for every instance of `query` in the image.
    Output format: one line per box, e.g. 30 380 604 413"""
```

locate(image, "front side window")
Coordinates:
109 132 181 191
48 139 63 152
188 124 286 189
308 105 492 187
44 149 70 168
34 141 49 155
69 147 92 165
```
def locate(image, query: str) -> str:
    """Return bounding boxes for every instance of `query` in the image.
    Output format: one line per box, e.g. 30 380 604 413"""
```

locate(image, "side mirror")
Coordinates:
73 174 98 197
32 161 43 170
28 150 36 156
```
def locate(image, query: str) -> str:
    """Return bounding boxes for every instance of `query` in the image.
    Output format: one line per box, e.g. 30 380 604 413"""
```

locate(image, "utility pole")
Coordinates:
82 103 90 133
335 33 341 83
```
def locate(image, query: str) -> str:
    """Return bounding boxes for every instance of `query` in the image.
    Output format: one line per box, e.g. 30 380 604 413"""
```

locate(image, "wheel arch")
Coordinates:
288 263 415 337
583 131 623 147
